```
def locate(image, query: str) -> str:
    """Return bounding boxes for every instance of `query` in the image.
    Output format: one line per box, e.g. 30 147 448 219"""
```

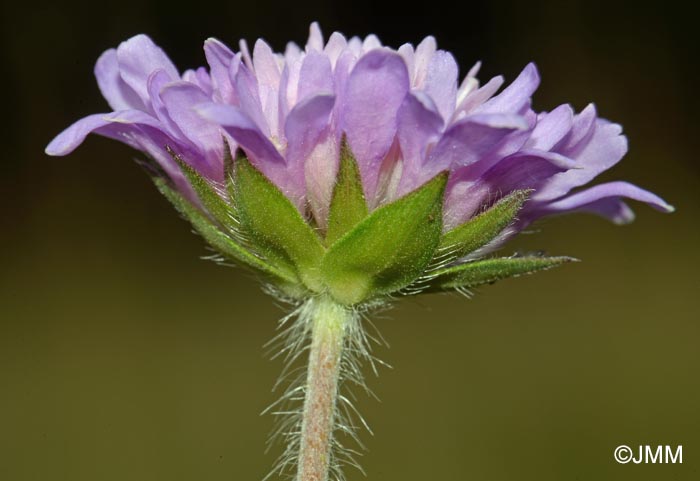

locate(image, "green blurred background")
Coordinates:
1 0 698 480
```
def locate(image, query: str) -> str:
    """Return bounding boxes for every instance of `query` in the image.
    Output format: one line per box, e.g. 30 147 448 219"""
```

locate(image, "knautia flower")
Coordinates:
46 23 672 481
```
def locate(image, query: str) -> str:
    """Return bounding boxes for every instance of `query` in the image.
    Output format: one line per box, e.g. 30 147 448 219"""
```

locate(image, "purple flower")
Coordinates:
44 25 676 481
46 23 672 237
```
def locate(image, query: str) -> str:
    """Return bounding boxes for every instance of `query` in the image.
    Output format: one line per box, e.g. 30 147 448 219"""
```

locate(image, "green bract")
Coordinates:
233 155 326 291
322 171 447 304
156 143 573 306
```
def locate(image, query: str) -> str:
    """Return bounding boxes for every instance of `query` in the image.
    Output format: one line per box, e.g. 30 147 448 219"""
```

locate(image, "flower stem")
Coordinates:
296 296 349 481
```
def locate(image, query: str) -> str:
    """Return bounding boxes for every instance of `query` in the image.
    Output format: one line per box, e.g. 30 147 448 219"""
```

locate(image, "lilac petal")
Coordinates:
260 83 281 142
160 82 224 180
423 50 459 121
123 123 201 203
253 39 281 89
305 132 340 228
428 113 529 173
196 104 296 197
347 36 362 56
324 32 347 66
102 109 164 128
197 104 284 164
582 199 636 224
45 113 131 155
483 150 573 190
45 110 201 204
396 92 444 196
342 50 410 199
534 118 627 202
444 150 572 228
45 109 170 156
193 67 213 96
289 81 339 221
278 65 291 130
232 63 269 136
362 34 382 51
455 75 504 117
554 103 597 156
398 43 415 80
525 104 574 151
147 69 186 142
204 38 235 103
306 22 324 52
374 138 403 205
285 94 335 168
332 50 354 118
413 36 436 87
538 181 674 224
94 49 145 111
466 61 481 79
281 53 302 110
251 40 282 139
477 63 540 115
116 35 179 110
297 51 334 102
238 38 253 70
284 41 302 63
226 54 243 104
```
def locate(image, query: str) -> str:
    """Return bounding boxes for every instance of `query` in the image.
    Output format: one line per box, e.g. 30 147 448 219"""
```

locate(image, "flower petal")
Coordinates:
525 104 574 151
232 62 269 136
285 94 336 203
428 113 529 173
324 32 347 66
455 75 504 117
116 35 179 110
45 113 131 156
160 82 224 180
534 118 627 201
197 103 284 164
253 39 281 89
297 51 334 102
412 36 436 87
94 49 145 111
537 181 674 223
423 50 459 121
305 134 339 228
477 63 540 115
306 22 324 52
555 103 597 155
204 38 236 103
196 104 296 198
285 94 335 167
341 50 410 199
362 34 382 52
398 43 415 81
147 69 187 142
444 150 572 228
396 92 444 196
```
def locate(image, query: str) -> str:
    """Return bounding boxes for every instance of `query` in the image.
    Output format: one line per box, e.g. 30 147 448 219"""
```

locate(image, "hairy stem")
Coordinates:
296 296 349 481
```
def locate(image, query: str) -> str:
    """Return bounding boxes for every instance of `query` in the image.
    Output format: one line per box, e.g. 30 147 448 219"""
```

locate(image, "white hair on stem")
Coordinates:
262 296 388 481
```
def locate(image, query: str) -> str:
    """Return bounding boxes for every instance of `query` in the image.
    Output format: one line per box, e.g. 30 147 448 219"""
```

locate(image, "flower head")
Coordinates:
45 23 677 481
46 23 673 305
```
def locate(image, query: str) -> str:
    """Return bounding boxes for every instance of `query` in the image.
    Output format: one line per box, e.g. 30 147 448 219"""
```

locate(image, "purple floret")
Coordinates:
46 23 673 233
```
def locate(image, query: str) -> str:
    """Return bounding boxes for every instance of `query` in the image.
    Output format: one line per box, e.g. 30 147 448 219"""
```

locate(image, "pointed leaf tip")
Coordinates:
233 154 325 290
440 189 531 260
321 172 448 305
428 255 576 292
152 177 297 285
325 137 369 245
168 146 236 231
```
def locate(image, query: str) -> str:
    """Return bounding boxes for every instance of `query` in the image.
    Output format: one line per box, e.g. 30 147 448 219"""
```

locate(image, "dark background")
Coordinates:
1 1 698 480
